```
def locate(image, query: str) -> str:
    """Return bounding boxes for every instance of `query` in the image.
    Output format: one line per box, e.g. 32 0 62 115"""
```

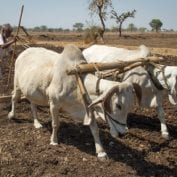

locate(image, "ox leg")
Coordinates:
89 118 108 160
8 89 21 119
50 102 59 145
156 106 169 139
30 103 43 129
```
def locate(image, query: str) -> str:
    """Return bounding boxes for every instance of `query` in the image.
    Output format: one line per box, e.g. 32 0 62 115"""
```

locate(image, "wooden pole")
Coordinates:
0 95 12 103
101 61 144 78
0 95 26 103
16 5 24 37
7 5 24 88
66 56 163 75
75 73 91 113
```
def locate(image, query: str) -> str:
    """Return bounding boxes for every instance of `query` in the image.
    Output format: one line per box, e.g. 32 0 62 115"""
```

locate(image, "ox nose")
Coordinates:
119 127 128 138
119 132 127 138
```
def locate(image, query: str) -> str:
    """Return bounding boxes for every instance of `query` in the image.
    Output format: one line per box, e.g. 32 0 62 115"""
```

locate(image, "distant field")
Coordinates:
18 31 177 56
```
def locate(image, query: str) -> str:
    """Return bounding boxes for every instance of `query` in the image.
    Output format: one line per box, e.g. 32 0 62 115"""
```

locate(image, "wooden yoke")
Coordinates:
66 56 163 75
66 56 163 125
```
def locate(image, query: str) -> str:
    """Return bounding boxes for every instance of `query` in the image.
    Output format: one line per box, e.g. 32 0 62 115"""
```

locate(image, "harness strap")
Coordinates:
101 101 127 127
105 109 127 126
161 66 171 91
96 77 101 95
147 62 170 91
93 63 106 96
147 68 164 90
101 94 127 127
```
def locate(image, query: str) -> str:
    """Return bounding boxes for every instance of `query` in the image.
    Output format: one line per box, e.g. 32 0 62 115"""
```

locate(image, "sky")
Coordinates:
0 0 177 30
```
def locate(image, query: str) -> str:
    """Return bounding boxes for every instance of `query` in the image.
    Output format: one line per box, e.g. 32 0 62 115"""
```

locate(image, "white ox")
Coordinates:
8 45 134 159
83 44 177 139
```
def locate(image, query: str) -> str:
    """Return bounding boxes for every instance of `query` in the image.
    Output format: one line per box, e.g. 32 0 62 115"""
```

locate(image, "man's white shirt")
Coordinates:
0 34 13 61
0 34 6 59
0 34 4 79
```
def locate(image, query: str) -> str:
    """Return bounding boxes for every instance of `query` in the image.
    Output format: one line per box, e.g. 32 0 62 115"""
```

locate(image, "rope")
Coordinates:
93 63 104 79
147 62 170 91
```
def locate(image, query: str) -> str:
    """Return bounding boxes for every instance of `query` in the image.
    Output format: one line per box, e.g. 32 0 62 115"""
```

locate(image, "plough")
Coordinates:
0 56 163 103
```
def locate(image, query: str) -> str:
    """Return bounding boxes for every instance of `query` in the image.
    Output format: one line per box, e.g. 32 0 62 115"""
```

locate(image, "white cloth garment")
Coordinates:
0 34 5 57
0 34 4 79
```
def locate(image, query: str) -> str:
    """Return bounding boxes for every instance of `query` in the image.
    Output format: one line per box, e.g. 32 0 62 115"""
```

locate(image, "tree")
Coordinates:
40 25 48 31
110 8 136 37
149 19 163 32
127 23 137 32
73 22 84 32
83 26 99 44
33 26 41 32
88 0 112 42
139 27 147 33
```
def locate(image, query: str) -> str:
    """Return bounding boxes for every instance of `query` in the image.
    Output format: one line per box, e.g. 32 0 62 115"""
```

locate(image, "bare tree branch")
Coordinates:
111 7 136 37
88 0 112 42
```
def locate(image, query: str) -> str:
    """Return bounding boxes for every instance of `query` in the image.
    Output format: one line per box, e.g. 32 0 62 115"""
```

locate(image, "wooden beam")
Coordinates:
103 61 144 78
66 56 163 75
0 95 27 103
0 95 12 103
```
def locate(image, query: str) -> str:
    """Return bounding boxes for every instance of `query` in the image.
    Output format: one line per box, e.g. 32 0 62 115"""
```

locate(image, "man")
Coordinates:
0 23 17 57
0 23 17 79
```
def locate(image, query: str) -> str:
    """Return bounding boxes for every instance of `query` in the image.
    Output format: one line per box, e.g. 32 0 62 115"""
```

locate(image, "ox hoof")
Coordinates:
8 112 14 119
162 132 169 140
34 122 43 129
97 152 108 161
50 141 58 145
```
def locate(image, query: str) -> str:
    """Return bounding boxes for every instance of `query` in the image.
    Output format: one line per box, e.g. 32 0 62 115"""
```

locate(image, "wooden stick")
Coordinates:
20 26 31 37
16 5 24 37
0 95 26 103
7 5 24 88
102 61 144 78
75 73 91 114
0 95 12 103
67 56 163 75
0 113 7 117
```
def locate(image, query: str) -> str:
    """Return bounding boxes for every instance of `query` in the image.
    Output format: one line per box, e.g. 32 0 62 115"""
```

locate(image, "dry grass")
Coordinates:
16 31 177 56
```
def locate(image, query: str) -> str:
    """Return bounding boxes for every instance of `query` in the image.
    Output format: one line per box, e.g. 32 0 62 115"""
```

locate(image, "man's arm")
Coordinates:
0 38 17 49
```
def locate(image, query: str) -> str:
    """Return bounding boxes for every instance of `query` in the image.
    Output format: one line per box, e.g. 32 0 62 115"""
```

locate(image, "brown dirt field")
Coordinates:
31 32 177 56
1 33 177 177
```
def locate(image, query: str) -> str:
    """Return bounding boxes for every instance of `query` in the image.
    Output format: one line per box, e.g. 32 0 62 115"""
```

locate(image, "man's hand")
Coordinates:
13 36 19 43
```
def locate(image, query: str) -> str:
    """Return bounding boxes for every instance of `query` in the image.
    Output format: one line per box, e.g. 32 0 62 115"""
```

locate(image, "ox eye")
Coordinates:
116 103 122 110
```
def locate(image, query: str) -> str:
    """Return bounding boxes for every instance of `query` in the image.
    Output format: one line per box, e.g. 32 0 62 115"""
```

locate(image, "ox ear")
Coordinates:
89 85 119 109
168 76 177 105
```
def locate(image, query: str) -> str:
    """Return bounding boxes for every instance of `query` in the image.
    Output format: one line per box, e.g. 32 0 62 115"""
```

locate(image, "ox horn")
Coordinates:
88 85 119 109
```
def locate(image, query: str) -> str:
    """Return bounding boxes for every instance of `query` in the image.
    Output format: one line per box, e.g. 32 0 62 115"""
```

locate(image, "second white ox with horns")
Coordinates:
83 44 177 139
8 45 134 160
